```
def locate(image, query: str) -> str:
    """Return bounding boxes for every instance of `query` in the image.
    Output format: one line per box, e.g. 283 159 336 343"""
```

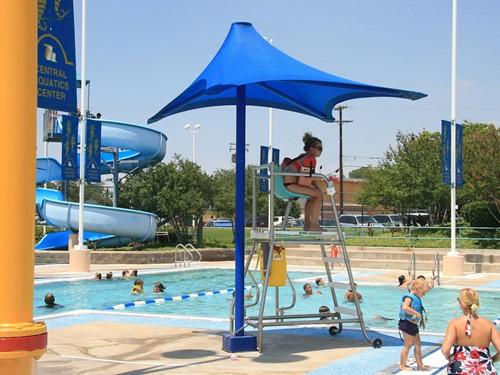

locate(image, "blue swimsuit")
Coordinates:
398 293 424 336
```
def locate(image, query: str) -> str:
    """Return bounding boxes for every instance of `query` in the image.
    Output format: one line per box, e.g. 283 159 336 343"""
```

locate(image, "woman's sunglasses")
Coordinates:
313 145 323 151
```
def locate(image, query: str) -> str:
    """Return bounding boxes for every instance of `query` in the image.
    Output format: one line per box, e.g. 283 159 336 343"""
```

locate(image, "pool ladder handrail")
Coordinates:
184 243 202 262
432 252 441 286
175 244 193 267
408 251 416 280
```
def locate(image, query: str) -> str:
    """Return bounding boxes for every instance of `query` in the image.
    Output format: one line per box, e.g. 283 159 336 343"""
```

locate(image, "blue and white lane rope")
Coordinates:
105 285 254 310
493 317 500 327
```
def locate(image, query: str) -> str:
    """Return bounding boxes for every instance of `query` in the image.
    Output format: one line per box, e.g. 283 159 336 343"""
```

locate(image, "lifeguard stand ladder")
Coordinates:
230 163 382 352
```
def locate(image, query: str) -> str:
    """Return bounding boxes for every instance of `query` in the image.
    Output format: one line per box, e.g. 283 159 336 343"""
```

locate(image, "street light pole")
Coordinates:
264 36 274 230
76 0 88 250
333 106 353 215
442 0 465 277
184 123 201 163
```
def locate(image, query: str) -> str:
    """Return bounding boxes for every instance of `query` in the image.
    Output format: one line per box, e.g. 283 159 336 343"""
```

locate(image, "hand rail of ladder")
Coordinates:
175 244 193 267
432 252 441 286
185 243 202 262
408 251 416 280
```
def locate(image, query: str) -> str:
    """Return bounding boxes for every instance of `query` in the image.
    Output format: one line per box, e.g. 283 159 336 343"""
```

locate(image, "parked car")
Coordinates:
319 219 337 227
372 214 402 227
204 219 233 228
339 214 384 228
274 216 297 227
402 213 430 226
288 218 304 228
246 215 268 228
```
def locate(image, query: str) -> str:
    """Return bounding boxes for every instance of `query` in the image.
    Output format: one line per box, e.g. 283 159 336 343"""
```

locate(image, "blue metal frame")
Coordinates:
222 85 257 352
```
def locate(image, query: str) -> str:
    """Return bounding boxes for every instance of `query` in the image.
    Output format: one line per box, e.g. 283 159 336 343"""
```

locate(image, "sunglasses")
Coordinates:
313 145 323 151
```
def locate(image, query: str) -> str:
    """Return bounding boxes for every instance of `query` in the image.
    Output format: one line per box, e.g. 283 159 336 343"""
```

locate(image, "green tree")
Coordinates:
119 155 212 244
358 124 499 227
349 166 372 179
458 122 499 225
358 131 449 223
211 166 301 241
48 181 112 206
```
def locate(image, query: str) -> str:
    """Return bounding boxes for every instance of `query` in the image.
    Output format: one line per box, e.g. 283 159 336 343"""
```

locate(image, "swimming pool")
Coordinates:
35 268 498 333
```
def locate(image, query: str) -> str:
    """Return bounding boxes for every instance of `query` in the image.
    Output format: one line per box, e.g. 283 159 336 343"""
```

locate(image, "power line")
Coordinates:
343 155 383 160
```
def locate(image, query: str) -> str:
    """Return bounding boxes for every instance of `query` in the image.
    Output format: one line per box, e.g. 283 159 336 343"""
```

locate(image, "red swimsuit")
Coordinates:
447 317 497 375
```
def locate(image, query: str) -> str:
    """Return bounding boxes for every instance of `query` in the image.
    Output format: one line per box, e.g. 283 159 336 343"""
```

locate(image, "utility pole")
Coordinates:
333 105 353 215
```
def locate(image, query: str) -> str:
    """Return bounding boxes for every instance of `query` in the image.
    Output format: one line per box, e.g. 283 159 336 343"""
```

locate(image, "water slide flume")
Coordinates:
35 119 167 250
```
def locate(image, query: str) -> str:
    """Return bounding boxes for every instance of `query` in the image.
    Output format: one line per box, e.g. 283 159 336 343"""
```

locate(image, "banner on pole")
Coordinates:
37 0 77 113
455 123 463 187
61 115 78 180
441 120 463 187
85 119 102 183
259 146 269 192
272 148 280 165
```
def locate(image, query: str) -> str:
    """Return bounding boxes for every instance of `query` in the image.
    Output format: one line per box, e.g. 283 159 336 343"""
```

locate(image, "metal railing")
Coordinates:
184 243 202 262
175 244 193 267
341 226 499 249
408 252 416 280
432 253 441 286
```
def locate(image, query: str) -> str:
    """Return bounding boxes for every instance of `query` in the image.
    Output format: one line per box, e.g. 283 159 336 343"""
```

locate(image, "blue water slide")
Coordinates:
39 199 156 240
35 120 167 250
35 230 131 250
36 158 62 184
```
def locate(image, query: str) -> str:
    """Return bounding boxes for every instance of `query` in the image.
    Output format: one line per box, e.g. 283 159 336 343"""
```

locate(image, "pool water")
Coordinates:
35 268 498 333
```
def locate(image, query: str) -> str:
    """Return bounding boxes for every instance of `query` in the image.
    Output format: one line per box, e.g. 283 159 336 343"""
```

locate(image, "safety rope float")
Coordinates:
105 285 254 310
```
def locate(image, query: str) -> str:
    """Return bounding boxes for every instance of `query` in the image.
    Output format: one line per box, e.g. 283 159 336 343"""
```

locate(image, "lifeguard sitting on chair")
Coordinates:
282 132 326 232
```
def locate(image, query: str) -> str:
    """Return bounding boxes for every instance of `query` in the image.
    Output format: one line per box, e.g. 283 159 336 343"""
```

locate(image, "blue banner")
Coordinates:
272 148 280 165
85 119 102 183
37 0 77 113
441 120 463 187
456 123 463 187
259 146 269 192
61 115 78 180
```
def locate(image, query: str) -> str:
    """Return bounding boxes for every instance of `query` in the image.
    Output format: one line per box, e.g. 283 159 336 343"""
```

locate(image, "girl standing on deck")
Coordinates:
398 279 430 371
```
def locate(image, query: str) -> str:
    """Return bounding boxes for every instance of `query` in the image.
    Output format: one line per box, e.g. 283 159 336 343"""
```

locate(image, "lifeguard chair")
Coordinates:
229 155 382 352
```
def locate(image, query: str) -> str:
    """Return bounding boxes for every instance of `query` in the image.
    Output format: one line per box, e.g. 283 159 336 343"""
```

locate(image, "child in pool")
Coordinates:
131 279 144 295
153 282 165 293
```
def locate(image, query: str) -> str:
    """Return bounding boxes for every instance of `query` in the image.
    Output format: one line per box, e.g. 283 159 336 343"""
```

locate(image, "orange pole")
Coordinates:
0 1 47 374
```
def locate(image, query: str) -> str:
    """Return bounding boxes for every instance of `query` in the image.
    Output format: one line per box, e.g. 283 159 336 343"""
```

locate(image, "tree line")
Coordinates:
356 122 498 227
118 155 300 244
50 121 497 246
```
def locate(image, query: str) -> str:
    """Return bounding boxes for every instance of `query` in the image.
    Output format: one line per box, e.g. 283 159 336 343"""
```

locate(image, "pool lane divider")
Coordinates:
105 285 255 310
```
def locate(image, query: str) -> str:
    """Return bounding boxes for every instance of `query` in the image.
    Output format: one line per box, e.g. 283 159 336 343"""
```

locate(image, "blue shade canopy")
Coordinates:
148 22 426 124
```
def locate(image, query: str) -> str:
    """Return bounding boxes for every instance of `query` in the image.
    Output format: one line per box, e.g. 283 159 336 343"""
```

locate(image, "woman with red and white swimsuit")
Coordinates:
441 288 499 374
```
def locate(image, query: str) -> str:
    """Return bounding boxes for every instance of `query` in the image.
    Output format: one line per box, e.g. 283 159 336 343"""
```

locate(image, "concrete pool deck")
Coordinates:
37 319 367 374
36 310 448 375
33 261 498 374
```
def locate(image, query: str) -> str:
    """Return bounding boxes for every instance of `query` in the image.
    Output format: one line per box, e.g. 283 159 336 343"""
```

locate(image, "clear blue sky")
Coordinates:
37 0 500 175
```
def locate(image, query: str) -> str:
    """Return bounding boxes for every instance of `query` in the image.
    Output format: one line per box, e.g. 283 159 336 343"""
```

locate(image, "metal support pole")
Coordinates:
234 85 246 335
450 0 457 256
339 110 344 214
0 1 47 372
77 0 88 249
